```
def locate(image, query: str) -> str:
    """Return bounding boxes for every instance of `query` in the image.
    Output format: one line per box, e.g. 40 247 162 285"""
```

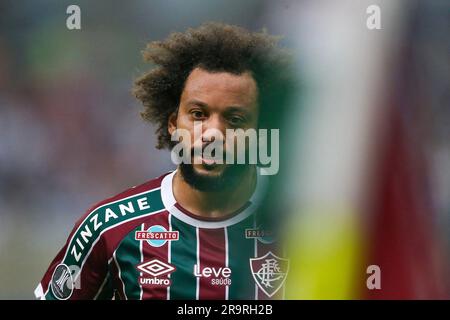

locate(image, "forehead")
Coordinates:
181 67 258 108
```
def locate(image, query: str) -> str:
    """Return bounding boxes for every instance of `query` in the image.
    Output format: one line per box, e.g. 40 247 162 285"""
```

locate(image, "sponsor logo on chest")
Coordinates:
193 264 232 286
135 225 179 247
245 227 275 244
136 259 176 287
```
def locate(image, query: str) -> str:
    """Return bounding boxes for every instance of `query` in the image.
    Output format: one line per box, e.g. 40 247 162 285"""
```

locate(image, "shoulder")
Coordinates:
34 172 174 300
66 172 172 264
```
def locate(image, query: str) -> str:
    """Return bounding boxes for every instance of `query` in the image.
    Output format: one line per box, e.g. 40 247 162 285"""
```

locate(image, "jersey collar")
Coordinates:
161 167 267 229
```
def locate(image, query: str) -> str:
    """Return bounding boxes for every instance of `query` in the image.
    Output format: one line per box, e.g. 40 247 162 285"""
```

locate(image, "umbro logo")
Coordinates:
136 259 176 286
137 259 175 277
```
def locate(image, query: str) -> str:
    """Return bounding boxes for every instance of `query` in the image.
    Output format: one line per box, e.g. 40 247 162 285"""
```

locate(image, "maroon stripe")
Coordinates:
198 228 227 300
109 255 126 300
140 211 171 300
71 237 109 299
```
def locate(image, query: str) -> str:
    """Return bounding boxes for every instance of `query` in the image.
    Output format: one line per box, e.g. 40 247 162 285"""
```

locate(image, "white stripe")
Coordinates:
282 244 286 300
139 223 144 300
34 283 44 300
167 214 172 300
253 214 258 300
61 186 161 264
113 250 127 300
196 227 200 300
224 227 229 300
161 169 268 229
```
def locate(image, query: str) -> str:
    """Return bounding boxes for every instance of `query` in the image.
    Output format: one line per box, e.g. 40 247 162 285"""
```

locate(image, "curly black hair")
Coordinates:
133 22 293 149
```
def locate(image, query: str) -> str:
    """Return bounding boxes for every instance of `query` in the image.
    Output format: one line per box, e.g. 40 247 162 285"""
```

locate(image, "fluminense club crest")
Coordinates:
249 251 289 298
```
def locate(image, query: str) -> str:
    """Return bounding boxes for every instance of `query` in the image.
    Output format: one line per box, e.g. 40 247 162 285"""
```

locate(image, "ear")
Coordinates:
168 110 178 136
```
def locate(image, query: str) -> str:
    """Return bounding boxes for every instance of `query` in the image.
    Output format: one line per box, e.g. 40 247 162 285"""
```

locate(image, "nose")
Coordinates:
201 114 225 142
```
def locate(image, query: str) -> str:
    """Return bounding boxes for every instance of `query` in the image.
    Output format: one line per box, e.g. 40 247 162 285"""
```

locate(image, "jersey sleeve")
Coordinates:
34 175 167 300
34 205 112 300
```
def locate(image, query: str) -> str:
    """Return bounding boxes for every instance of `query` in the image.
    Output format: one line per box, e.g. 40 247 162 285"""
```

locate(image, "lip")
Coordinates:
201 157 217 165
193 155 222 167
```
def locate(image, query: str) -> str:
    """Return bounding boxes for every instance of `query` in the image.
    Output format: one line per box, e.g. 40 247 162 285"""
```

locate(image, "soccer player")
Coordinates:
35 22 291 300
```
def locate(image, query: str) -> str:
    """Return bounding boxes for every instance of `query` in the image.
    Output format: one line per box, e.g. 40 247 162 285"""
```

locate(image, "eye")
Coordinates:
190 110 205 120
228 115 246 126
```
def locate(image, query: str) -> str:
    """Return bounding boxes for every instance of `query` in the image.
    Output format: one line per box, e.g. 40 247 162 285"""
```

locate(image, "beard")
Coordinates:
179 162 251 192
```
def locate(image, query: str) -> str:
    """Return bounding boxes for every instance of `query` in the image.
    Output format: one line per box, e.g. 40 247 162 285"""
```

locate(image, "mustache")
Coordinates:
190 143 232 158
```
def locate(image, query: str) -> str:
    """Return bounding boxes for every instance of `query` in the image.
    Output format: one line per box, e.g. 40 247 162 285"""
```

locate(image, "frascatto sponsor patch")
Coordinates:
245 227 275 244
135 225 179 247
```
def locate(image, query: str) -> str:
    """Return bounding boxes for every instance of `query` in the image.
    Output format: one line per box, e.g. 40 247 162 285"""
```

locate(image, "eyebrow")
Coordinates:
223 107 251 117
186 99 209 108
186 99 252 116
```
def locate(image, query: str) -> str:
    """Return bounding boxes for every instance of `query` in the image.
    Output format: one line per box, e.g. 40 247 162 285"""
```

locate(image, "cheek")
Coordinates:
174 114 192 132
175 115 200 147
224 126 258 154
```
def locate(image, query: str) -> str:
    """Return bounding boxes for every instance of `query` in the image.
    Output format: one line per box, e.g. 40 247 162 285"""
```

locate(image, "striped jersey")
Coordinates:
34 170 288 300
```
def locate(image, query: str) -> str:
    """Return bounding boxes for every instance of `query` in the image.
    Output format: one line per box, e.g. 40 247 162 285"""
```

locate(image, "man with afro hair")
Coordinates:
35 22 293 300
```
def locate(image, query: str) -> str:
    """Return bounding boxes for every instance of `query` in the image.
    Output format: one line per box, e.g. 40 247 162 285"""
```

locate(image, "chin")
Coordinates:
179 162 248 192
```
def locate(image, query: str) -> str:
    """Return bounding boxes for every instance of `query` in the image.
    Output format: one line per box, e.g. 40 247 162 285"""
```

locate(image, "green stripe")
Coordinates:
169 216 197 299
115 226 142 299
45 287 56 300
227 215 255 299
94 272 114 300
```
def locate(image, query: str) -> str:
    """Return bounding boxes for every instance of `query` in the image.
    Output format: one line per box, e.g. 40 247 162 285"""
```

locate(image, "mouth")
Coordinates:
192 155 221 168
192 148 224 167
201 156 218 166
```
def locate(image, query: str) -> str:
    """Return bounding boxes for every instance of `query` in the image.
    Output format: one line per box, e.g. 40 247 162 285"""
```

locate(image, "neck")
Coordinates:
172 166 257 219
